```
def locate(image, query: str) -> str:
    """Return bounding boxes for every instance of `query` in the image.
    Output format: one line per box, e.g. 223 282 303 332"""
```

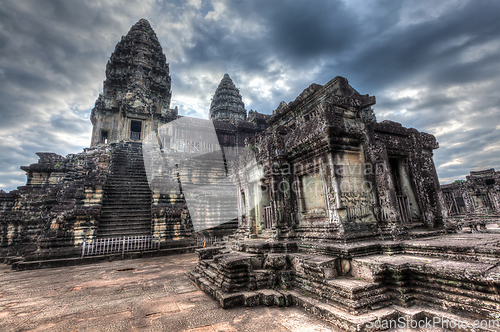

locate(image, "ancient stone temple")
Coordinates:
0 19 269 262
190 77 500 330
442 169 500 228
90 19 175 147
232 77 446 240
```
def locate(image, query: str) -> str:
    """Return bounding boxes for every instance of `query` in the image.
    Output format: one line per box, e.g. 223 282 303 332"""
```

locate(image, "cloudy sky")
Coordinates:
1 0 499 191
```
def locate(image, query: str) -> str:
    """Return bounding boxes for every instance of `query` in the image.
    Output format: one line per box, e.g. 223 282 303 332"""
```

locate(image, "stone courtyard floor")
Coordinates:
0 253 337 332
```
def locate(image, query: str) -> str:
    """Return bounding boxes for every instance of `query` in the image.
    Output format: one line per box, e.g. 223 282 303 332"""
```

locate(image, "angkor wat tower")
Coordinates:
209 73 247 123
90 19 174 146
0 19 269 262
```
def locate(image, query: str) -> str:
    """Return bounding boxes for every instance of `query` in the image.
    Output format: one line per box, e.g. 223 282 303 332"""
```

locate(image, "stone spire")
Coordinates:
91 18 171 120
209 73 246 122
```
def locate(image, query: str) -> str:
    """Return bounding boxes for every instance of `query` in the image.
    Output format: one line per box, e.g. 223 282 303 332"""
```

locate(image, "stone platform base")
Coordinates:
189 234 500 331
189 270 292 308
189 269 500 332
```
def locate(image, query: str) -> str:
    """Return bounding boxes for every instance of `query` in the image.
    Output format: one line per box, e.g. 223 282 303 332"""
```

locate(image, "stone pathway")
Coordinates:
0 253 337 331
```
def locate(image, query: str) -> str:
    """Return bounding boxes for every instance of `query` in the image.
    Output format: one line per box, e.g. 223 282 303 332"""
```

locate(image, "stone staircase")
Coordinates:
189 242 500 332
291 253 391 315
350 254 500 320
97 142 152 238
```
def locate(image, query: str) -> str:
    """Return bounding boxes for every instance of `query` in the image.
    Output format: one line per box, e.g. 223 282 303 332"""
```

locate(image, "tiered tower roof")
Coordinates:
209 74 246 122
91 19 171 119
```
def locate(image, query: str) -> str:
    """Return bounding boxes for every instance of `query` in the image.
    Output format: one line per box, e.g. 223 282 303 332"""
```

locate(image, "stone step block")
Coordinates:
214 252 251 269
257 289 285 307
291 253 339 281
325 278 380 295
241 291 260 307
412 274 500 302
195 247 223 260
289 289 398 331
351 254 498 284
292 277 391 314
415 287 500 320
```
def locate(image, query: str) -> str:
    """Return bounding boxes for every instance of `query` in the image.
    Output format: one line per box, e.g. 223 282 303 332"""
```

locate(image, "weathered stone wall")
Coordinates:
442 168 500 218
367 121 445 230
234 76 446 241
0 147 111 258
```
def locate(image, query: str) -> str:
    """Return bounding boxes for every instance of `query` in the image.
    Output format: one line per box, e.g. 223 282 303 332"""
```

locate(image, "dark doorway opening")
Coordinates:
388 156 421 223
485 178 495 185
100 130 108 144
131 120 142 140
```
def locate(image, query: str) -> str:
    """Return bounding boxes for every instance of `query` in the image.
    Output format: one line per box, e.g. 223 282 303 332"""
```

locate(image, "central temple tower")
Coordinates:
90 19 175 146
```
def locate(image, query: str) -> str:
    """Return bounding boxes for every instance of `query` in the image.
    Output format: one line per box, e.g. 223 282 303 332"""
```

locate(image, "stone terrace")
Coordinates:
0 253 337 331
190 232 500 331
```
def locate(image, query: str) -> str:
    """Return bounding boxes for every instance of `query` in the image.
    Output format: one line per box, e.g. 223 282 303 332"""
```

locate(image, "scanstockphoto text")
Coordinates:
366 316 500 330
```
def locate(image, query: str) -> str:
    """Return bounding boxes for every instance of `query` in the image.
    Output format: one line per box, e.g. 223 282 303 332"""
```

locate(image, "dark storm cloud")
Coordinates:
0 0 499 191
170 0 365 112
226 0 361 60
327 1 500 90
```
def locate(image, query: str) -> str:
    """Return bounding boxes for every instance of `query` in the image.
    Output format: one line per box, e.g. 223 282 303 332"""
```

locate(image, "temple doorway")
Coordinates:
130 120 142 140
388 156 421 223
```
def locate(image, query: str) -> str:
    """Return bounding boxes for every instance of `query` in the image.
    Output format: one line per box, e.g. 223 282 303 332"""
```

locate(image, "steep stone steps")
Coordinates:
104 186 150 191
98 202 151 207
97 142 152 238
103 189 150 192
96 228 152 238
98 216 152 222
100 203 151 208
103 192 151 197
100 197 152 202
98 223 151 231
104 182 150 186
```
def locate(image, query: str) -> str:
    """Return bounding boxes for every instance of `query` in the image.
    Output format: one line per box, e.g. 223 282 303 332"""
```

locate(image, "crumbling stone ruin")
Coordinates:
0 148 111 259
0 19 269 262
190 77 500 330
232 77 446 240
442 169 500 231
